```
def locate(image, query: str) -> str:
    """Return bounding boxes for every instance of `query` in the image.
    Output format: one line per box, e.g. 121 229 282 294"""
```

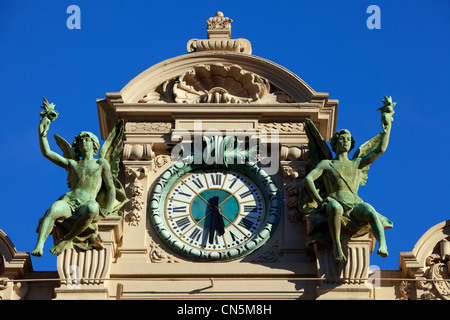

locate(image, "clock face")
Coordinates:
166 170 265 253
149 164 280 262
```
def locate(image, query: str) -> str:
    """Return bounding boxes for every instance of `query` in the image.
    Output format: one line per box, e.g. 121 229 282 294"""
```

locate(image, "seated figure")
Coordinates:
301 97 396 262
31 98 126 257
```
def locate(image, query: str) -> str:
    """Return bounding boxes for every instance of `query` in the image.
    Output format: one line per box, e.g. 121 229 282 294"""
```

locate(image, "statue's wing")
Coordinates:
97 119 127 215
298 119 332 215
304 118 332 166
98 119 124 177
54 134 78 160
352 132 383 186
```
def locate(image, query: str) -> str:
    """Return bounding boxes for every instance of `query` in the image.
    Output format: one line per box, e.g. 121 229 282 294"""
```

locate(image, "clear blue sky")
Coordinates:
1 1 449 272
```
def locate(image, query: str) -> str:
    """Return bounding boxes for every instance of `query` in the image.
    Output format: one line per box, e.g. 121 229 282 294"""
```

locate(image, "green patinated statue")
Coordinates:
31 98 126 257
301 96 396 262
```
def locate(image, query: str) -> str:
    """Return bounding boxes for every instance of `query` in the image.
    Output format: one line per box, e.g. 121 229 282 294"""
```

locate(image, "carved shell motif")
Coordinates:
138 64 295 104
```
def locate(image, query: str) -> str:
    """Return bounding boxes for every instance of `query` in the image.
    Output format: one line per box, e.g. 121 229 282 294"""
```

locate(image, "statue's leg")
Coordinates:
31 200 72 257
326 200 346 262
353 203 388 257
50 200 100 255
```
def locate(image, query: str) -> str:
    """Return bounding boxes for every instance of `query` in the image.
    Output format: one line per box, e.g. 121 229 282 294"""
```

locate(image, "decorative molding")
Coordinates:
250 241 279 263
259 122 304 133
152 155 171 173
125 122 173 133
187 38 252 54
149 240 179 263
138 64 295 104
399 280 413 300
125 167 148 226
282 165 307 223
415 239 450 300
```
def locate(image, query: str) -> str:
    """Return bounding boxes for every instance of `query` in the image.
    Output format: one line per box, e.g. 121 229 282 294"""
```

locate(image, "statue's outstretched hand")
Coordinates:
381 112 393 132
39 97 58 137
39 116 51 137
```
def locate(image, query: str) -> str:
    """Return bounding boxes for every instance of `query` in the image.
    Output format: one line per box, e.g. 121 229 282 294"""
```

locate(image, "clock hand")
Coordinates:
208 196 225 244
180 181 211 205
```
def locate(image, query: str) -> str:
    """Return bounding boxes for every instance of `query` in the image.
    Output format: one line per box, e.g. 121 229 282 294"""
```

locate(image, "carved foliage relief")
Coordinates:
138 64 295 104
415 239 450 300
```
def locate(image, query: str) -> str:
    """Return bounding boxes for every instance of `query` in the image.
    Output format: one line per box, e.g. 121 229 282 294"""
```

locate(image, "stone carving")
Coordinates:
251 242 279 263
187 38 252 54
125 122 172 133
259 122 304 133
149 240 179 263
123 144 155 161
152 155 171 172
187 12 252 54
416 239 450 300
283 166 306 223
206 11 232 33
399 280 413 300
138 64 295 104
32 98 127 257
301 97 396 262
125 167 147 226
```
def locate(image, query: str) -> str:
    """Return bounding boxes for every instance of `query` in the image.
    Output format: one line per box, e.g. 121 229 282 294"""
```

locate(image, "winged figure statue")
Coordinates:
300 97 396 262
32 97 126 256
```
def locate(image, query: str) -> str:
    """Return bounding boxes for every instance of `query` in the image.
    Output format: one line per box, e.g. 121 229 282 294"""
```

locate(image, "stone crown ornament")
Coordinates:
187 11 252 54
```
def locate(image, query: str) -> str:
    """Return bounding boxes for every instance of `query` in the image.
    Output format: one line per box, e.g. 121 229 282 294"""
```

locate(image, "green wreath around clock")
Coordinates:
149 137 280 262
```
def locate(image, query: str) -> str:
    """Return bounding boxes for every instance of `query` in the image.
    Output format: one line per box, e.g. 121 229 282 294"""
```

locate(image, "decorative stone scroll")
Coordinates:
138 64 295 104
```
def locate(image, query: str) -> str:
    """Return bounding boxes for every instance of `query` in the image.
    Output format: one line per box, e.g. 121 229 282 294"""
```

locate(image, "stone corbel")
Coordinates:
123 143 155 161
280 145 309 161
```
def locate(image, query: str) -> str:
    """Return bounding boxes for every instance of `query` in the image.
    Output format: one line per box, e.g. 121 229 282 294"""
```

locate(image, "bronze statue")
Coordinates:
31 98 126 257
301 97 396 262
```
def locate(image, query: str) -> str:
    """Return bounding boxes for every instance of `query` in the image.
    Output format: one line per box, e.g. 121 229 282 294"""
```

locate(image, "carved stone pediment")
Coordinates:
399 220 450 300
138 63 296 104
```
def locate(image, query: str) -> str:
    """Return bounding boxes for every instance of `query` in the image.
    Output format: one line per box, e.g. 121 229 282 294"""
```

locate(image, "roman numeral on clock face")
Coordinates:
188 227 202 242
209 173 222 186
172 206 187 213
191 178 204 189
175 217 191 231
239 190 253 199
238 217 255 231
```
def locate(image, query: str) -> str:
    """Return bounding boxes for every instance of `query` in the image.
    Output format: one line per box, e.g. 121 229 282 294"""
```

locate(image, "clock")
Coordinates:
149 162 280 262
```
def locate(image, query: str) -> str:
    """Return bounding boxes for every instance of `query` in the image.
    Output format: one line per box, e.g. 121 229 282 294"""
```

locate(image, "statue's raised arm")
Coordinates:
355 96 396 170
38 97 71 169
